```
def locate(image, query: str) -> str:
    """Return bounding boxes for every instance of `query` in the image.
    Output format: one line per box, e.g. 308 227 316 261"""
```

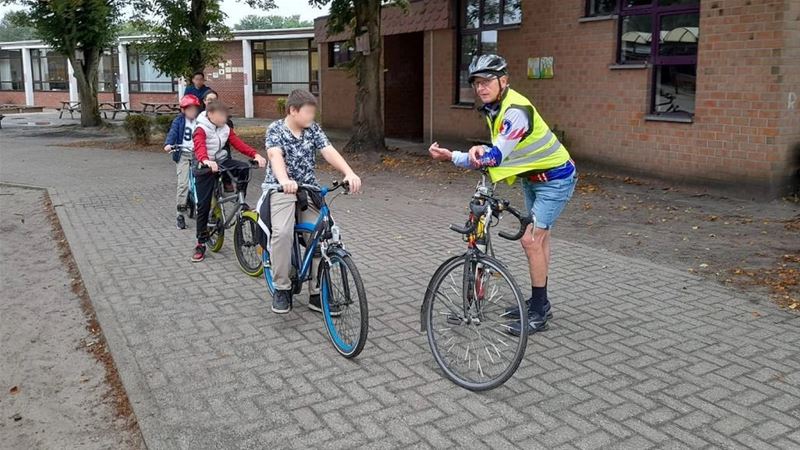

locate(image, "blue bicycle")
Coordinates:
259 181 368 358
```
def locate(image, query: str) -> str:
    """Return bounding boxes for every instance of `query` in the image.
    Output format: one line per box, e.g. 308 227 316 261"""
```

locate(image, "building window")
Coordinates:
0 49 24 91
456 0 520 104
30 49 69 91
252 39 319 95
328 41 355 67
126 46 177 93
617 0 699 117
97 49 118 93
586 0 617 17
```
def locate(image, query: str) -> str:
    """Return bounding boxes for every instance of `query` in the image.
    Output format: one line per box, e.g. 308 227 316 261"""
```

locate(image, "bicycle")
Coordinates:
194 159 264 278
168 144 197 219
259 181 368 358
420 171 532 391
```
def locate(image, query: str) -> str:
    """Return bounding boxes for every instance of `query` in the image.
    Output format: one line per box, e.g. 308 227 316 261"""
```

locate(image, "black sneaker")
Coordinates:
176 214 186 230
503 299 553 320
506 311 549 336
272 290 292 314
308 293 342 316
191 244 206 262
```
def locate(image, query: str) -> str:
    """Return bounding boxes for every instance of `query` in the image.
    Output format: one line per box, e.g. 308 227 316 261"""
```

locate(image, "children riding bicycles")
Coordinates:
257 89 362 314
164 94 202 230
192 101 267 262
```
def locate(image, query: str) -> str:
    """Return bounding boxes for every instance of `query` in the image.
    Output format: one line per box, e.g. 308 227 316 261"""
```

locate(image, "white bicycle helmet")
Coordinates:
468 54 508 82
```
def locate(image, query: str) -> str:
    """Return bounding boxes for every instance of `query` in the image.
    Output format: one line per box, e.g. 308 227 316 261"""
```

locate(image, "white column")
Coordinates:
177 77 186 100
242 39 254 118
67 58 78 102
117 43 129 104
21 48 34 106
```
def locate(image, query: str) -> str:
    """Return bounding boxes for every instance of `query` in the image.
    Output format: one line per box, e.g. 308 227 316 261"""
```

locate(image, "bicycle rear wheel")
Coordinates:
319 251 368 358
424 254 527 391
234 211 264 276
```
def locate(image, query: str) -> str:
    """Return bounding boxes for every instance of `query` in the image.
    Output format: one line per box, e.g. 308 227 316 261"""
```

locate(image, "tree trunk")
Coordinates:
68 48 102 127
344 0 386 153
189 0 210 74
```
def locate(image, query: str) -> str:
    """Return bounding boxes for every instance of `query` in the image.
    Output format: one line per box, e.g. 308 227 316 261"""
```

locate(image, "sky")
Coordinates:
0 0 330 26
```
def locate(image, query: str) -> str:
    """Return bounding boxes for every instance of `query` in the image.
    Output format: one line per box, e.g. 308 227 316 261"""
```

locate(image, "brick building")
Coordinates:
315 0 800 196
0 27 317 119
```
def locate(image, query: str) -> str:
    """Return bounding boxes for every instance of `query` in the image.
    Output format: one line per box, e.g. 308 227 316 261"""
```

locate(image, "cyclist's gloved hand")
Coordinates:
254 154 267 168
204 160 219 173
343 172 362 194
281 179 298 194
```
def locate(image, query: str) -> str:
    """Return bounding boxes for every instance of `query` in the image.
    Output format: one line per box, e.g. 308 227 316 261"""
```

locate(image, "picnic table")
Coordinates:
141 102 180 115
58 101 81 119
99 101 131 120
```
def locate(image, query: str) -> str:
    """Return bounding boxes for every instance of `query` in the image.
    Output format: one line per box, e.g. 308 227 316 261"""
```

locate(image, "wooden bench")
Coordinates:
58 101 81 119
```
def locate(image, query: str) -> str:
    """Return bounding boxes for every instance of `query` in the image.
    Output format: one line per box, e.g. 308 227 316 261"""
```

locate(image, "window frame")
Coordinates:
585 0 618 18
251 38 319 96
327 41 355 68
126 46 178 94
30 49 69 92
454 0 522 105
614 0 700 118
0 49 24 91
97 48 119 93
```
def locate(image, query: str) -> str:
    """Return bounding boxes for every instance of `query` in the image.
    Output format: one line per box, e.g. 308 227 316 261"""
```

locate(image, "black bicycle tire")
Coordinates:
233 214 263 276
425 254 527 391
320 252 368 358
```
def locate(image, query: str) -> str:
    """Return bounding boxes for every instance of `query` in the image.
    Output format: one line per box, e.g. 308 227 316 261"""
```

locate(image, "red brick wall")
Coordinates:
778 0 800 192
33 91 70 108
253 95 283 120
197 41 246 117
319 43 356 129
0 91 26 105
497 0 795 195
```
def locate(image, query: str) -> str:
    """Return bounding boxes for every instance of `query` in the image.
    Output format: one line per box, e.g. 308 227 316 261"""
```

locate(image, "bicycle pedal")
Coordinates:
446 314 463 326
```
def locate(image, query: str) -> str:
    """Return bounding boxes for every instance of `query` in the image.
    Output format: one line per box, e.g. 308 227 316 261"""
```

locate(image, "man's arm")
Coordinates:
469 107 531 167
320 145 361 193
266 146 297 193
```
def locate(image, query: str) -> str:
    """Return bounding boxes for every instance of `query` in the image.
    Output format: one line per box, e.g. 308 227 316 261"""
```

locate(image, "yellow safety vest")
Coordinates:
486 88 570 184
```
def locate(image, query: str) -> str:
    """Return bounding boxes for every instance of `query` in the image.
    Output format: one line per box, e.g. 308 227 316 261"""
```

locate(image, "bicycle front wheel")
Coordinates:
234 211 264 276
319 251 368 358
424 254 527 391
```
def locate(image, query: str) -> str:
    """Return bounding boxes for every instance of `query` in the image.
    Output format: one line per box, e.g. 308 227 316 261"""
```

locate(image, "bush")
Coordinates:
276 98 286 116
154 113 176 135
123 114 152 145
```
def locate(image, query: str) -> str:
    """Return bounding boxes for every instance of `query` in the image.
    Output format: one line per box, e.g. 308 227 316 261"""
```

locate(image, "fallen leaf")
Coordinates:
9 386 19 395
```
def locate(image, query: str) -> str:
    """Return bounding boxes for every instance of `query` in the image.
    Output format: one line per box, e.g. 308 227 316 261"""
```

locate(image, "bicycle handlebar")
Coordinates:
497 205 532 241
273 180 350 194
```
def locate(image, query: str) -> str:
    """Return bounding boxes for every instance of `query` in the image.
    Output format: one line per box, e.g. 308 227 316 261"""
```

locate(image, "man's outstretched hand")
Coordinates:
428 142 452 162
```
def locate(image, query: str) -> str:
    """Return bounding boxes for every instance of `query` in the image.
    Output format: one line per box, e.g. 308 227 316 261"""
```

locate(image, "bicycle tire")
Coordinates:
319 251 368 358
424 254 527 391
207 202 224 253
234 211 264 277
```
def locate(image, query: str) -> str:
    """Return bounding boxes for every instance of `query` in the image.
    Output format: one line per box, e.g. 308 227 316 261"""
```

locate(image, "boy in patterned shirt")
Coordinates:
257 89 362 314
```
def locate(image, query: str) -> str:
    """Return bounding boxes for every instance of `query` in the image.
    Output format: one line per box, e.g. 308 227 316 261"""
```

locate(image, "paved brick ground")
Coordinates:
2 131 799 449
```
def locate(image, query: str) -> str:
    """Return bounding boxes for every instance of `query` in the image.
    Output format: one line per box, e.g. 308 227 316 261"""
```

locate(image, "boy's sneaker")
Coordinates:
176 215 186 230
191 244 206 262
503 299 553 320
272 290 292 314
308 294 342 316
506 311 549 337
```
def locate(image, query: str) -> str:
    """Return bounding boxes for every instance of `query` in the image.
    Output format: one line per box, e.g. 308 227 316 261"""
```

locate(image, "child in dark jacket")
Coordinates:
163 94 202 230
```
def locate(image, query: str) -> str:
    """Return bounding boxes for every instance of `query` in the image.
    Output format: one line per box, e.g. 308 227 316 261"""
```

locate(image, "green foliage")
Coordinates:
0 11 37 41
123 114 153 145
276 97 286 116
154 113 176 135
131 0 278 79
234 14 312 30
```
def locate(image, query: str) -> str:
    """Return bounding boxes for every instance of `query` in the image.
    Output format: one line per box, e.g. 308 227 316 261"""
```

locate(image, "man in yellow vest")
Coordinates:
429 54 577 335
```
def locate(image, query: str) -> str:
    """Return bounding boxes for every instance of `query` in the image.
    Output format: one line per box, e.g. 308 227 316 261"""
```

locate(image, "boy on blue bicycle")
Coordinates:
258 89 362 314
164 94 202 230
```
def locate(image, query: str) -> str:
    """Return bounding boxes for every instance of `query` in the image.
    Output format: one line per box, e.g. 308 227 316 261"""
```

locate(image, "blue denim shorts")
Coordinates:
521 172 578 230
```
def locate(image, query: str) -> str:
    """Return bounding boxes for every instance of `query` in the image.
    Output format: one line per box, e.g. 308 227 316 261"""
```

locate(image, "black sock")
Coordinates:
531 286 547 316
